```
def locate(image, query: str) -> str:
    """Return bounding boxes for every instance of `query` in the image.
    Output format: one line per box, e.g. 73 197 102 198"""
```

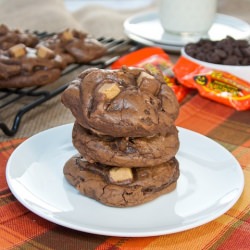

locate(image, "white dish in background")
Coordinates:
125 32 182 52
181 48 250 83
124 11 250 47
6 124 244 237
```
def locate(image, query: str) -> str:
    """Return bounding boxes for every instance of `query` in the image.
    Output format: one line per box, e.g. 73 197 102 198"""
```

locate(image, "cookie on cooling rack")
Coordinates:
0 43 64 88
57 29 107 63
72 121 179 168
0 24 39 50
63 154 179 207
38 33 76 68
61 66 179 137
40 29 107 64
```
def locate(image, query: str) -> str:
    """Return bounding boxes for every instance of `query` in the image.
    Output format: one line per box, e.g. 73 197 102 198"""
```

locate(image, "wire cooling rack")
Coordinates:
0 34 141 136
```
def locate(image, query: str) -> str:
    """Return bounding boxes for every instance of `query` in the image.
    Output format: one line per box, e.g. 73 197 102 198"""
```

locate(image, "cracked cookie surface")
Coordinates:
61 66 179 137
72 121 179 167
63 154 179 207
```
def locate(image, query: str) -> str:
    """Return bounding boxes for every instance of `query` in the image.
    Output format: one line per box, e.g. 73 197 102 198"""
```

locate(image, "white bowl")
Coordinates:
181 48 250 83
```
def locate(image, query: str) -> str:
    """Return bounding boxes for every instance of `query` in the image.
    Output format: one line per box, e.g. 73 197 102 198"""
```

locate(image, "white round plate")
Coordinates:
6 124 244 237
124 11 250 47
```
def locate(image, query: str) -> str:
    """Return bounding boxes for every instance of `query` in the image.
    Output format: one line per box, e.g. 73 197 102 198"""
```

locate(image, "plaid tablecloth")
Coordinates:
1 92 250 250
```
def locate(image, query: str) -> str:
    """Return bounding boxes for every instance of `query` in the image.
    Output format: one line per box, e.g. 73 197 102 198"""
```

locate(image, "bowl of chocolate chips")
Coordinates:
181 36 250 83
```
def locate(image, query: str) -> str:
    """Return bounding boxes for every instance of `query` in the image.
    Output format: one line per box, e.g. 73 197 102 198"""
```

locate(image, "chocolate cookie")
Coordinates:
58 29 107 63
61 67 179 137
0 44 64 88
64 154 179 207
72 121 179 167
39 34 75 68
0 24 39 50
40 29 107 64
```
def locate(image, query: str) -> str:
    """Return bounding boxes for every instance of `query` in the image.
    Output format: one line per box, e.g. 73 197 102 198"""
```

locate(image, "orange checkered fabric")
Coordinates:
1 94 250 250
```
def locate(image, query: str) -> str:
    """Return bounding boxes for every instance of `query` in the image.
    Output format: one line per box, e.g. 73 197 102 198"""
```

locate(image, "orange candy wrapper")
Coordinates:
111 47 188 103
174 56 250 111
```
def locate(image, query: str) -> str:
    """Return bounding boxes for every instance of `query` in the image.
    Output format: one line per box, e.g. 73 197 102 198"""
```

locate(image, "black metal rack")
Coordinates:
0 36 141 136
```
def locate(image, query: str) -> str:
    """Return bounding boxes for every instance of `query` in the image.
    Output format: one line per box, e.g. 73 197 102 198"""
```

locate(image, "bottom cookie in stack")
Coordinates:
64 154 179 207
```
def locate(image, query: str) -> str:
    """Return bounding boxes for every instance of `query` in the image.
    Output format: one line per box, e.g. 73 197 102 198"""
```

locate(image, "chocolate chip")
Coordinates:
233 47 243 57
241 58 249 65
207 52 221 64
223 55 239 65
236 39 249 48
195 53 206 61
242 47 250 57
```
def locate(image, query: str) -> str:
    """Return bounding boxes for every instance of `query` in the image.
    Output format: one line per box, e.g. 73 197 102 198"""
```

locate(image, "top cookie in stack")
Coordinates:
61 66 180 207
62 66 179 137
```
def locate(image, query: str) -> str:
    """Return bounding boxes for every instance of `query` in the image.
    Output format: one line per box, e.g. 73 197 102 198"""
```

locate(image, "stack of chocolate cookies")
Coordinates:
61 66 180 207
